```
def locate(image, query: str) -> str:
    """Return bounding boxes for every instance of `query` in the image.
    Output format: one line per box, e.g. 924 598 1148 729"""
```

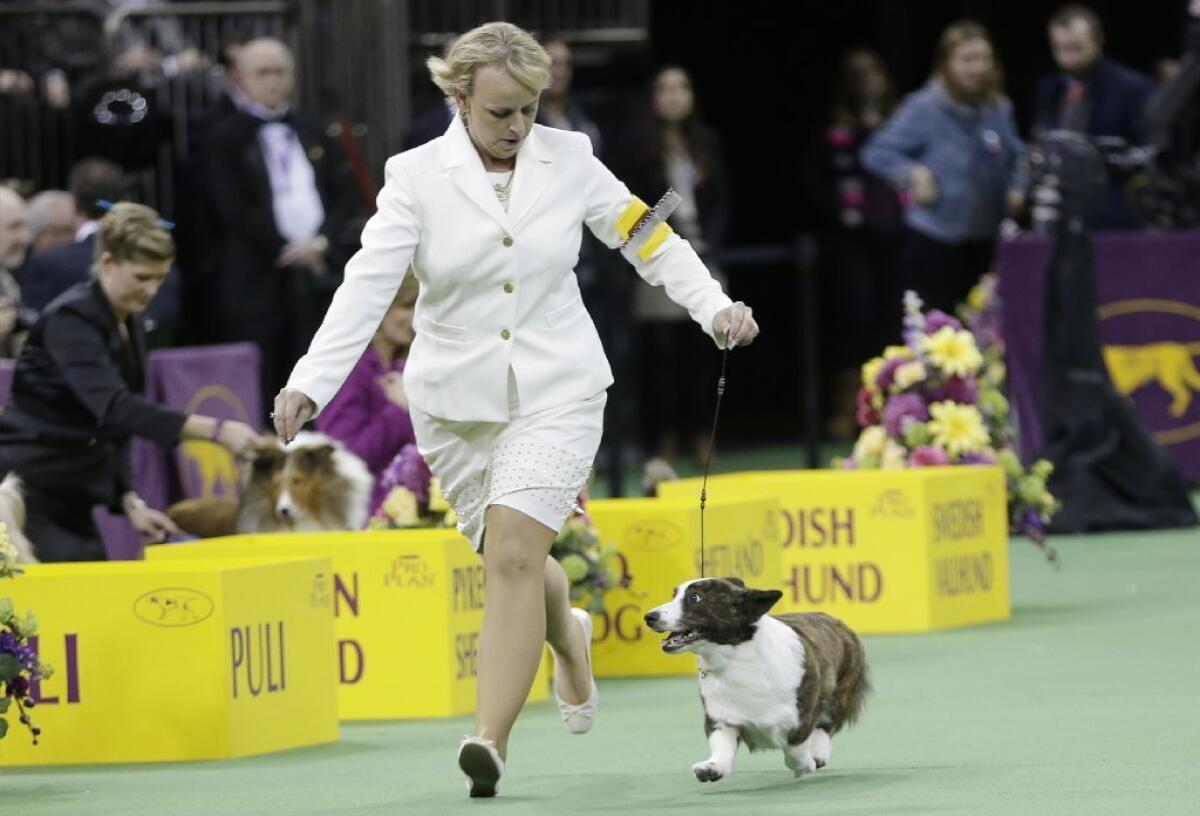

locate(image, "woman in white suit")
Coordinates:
273 22 759 796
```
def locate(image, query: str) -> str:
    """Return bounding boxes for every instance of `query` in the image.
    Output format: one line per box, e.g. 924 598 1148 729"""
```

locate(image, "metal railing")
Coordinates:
0 2 104 190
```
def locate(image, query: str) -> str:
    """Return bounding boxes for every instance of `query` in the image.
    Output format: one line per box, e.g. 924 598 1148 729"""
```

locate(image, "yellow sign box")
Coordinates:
147 530 549 719
0 557 338 766
657 467 1010 633
583 495 782 677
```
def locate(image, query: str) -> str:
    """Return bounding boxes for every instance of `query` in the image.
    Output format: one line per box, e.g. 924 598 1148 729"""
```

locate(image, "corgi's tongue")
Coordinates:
662 631 700 653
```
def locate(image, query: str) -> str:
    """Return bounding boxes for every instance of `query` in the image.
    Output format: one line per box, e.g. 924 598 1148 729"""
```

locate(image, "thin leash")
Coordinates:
699 330 732 579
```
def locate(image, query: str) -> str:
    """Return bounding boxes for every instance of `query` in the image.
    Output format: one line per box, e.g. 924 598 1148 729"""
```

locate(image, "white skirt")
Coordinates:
411 369 606 551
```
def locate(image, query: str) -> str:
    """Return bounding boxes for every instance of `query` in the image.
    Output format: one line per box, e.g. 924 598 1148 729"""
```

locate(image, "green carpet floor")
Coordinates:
5 527 1199 815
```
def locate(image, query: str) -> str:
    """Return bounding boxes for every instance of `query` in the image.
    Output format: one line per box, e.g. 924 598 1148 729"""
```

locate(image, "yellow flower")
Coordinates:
927 401 989 457
881 440 908 470
883 345 913 361
382 486 421 527
428 477 450 513
861 356 884 389
921 326 983 377
853 425 888 461
894 361 927 391
442 507 458 528
967 281 988 311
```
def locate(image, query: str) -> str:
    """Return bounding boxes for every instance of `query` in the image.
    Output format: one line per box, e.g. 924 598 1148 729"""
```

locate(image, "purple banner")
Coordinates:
998 230 1200 484
1 344 261 560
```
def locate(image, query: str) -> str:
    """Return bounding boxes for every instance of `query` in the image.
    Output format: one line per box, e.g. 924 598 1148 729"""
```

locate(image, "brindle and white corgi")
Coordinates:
645 577 869 782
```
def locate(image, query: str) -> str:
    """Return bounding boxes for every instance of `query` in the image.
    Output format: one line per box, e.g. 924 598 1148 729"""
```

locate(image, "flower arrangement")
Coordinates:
552 494 631 615
369 444 457 529
841 289 1059 562
1 522 50 742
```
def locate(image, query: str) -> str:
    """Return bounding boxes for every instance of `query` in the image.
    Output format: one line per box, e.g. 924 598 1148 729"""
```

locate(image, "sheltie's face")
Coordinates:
276 444 338 527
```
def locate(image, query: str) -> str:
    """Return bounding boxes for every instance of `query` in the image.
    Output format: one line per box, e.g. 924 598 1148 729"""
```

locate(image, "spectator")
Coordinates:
202 37 360 408
862 21 1025 318
809 49 904 440
624 65 730 464
537 37 603 154
26 190 76 255
16 158 126 314
0 186 32 358
535 38 611 346
0 203 261 562
315 274 418 515
1033 4 1154 229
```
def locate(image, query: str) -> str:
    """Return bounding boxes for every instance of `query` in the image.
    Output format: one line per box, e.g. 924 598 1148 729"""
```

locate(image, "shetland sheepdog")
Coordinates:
168 432 373 536
645 577 870 783
0 473 38 564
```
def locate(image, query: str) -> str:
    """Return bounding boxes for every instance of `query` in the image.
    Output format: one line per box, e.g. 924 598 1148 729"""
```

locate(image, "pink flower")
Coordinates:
909 445 950 467
856 387 879 427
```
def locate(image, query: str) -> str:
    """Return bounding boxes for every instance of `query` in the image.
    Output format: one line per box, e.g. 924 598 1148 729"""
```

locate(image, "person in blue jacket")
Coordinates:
862 20 1025 318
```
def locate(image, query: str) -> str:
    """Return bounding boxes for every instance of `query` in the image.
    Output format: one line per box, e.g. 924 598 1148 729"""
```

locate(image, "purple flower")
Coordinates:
1017 508 1047 545
883 393 929 437
909 445 950 467
381 444 432 503
958 450 997 465
924 310 964 334
928 375 978 404
874 357 905 392
841 457 859 470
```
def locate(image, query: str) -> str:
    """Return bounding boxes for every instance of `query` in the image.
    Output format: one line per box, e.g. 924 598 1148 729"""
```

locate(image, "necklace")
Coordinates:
491 170 515 204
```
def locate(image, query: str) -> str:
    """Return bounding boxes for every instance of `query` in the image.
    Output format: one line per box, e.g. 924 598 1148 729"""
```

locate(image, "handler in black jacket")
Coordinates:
0 204 261 562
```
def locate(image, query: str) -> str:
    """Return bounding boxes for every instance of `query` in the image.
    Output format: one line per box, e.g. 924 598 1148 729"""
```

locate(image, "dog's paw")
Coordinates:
784 746 817 779
692 760 728 783
808 728 832 769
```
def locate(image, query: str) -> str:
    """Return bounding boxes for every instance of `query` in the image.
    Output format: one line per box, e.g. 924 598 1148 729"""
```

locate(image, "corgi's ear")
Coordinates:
724 577 746 589
739 588 783 619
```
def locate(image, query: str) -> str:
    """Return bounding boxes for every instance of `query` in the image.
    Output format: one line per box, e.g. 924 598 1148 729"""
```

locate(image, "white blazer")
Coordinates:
288 115 732 422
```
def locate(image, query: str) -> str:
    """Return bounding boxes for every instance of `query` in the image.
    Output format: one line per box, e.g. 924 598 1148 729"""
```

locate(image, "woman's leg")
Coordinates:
543 554 591 704
475 504 558 759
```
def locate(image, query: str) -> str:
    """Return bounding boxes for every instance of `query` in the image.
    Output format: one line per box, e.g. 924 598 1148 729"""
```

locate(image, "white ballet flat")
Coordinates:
457 735 504 798
554 607 598 734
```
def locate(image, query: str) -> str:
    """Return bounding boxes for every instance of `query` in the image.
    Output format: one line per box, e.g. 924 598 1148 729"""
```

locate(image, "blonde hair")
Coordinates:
426 22 551 108
935 21 1001 103
95 202 175 265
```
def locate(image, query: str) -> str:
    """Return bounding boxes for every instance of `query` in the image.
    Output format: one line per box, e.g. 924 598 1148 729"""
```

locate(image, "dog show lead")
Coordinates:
273 21 759 797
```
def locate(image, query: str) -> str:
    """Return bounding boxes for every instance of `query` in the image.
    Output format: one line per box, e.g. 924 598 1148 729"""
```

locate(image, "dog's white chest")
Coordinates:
698 619 805 749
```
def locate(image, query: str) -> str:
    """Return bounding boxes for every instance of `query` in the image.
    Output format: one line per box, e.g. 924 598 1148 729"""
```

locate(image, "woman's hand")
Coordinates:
273 388 316 443
379 372 409 410
217 420 263 458
909 165 938 205
127 504 183 545
712 301 760 348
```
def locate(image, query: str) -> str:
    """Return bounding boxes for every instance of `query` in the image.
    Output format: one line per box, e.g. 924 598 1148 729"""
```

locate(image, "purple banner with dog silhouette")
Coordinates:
998 230 1200 484
1 344 260 560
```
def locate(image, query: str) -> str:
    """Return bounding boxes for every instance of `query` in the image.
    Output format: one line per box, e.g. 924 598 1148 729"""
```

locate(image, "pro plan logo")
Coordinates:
134 587 215 627
1100 299 1200 447
311 572 333 608
622 519 685 553
870 489 915 520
